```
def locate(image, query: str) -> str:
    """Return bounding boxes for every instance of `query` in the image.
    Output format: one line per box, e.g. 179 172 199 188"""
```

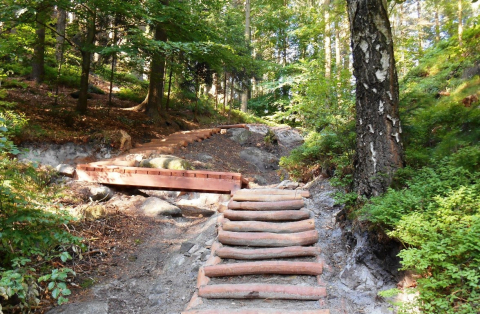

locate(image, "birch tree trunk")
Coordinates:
346 0 404 197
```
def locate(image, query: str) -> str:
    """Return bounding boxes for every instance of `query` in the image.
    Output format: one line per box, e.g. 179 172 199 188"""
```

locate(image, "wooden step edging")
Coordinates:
228 200 304 211
223 209 310 221
218 229 319 247
222 218 316 233
234 188 310 198
232 194 303 202
182 310 330 314
203 261 323 277
215 246 320 260
198 284 326 300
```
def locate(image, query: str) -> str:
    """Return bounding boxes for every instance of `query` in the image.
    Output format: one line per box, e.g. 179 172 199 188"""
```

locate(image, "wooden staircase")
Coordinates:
183 188 330 314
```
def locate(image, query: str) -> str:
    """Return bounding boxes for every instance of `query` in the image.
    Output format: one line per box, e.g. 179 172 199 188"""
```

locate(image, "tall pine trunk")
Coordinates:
32 10 48 83
55 9 67 64
324 0 331 79
146 21 167 120
347 0 404 197
76 8 96 114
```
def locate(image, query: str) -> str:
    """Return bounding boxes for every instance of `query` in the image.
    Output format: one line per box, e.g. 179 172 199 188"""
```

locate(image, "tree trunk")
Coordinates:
108 15 119 108
223 72 228 114
32 11 48 84
335 21 341 82
458 0 463 46
346 0 404 197
435 5 440 42
76 9 96 114
55 8 67 64
417 0 423 56
324 0 331 79
146 22 168 120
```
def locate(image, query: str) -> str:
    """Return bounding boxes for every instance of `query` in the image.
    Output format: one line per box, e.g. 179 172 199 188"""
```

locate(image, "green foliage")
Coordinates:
360 149 480 313
117 87 146 103
280 123 355 184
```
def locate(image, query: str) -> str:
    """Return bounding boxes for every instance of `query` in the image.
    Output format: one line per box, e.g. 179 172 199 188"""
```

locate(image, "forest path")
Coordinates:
46 125 396 314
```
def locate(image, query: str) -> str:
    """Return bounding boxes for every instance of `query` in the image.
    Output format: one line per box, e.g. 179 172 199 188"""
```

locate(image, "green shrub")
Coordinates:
361 150 480 313
116 87 146 103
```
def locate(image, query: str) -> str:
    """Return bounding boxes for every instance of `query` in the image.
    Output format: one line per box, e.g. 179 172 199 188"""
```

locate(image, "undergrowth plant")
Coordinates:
0 108 82 312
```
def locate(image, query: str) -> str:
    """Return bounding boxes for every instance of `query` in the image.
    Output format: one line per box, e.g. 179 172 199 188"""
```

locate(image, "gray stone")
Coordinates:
253 175 268 185
180 242 195 253
56 164 75 177
239 147 279 172
188 244 200 254
89 186 113 202
246 124 269 135
228 128 251 144
273 127 304 148
340 263 377 292
140 155 192 170
277 180 299 189
46 301 108 314
140 197 181 217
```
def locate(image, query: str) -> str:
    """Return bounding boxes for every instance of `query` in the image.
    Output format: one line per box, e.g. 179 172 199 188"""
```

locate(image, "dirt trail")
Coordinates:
44 126 400 314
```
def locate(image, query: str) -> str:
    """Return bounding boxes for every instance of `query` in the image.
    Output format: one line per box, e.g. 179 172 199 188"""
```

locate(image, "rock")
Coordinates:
140 197 181 217
205 239 214 247
340 263 377 292
89 186 113 202
82 204 107 220
272 127 304 148
46 301 108 314
140 155 192 170
246 124 269 135
228 128 251 144
277 180 299 189
119 130 132 151
253 175 268 185
188 244 200 254
180 242 195 253
239 147 279 172
196 153 213 162
56 164 75 177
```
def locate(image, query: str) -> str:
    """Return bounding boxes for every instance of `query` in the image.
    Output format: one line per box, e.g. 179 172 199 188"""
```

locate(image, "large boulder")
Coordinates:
56 164 76 177
89 186 114 202
272 127 304 148
239 147 279 172
139 197 181 217
139 155 192 170
228 128 251 145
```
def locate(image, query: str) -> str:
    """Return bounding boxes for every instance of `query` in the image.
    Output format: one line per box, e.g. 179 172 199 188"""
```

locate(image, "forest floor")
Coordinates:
5 80 402 313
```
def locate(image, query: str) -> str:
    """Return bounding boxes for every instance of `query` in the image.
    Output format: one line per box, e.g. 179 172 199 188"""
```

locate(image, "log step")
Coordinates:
198 284 326 300
182 310 330 314
234 188 310 198
222 218 316 233
216 246 320 260
228 200 304 211
223 210 310 222
232 194 303 202
218 230 319 247
203 261 323 277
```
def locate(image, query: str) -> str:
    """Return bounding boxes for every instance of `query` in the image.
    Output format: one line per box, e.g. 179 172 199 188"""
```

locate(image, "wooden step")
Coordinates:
234 188 310 198
218 230 319 247
222 218 316 233
198 283 326 300
215 246 320 260
75 166 246 194
126 147 175 154
228 200 304 211
182 309 330 314
232 194 303 202
223 210 310 222
203 261 323 277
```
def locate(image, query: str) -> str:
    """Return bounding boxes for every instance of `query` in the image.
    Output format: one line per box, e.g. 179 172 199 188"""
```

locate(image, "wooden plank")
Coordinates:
228 200 304 211
222 218 316 233
232 194 303 202
223 210 310 222
204 261 323 277
198 284 326 300
217 124 247 129
215 246 320 260
127 147 175 154
182 310 330 314
218 230 319 247
234 189 310 198
75 167 243 194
